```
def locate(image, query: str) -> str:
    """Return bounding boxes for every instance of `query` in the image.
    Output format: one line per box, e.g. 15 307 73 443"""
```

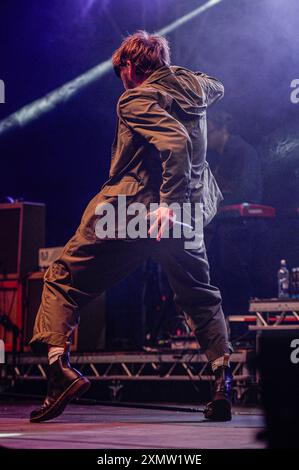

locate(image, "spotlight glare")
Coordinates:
0 0 223 136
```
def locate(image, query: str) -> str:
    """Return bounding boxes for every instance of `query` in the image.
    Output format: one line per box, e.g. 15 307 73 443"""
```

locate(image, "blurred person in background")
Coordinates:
207 111 264 316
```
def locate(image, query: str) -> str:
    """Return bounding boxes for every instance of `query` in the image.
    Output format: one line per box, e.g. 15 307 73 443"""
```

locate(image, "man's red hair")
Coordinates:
112 30 170 78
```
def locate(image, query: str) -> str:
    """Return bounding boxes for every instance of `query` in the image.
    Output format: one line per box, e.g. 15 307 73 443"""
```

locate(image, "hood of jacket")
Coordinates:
139 65 206 116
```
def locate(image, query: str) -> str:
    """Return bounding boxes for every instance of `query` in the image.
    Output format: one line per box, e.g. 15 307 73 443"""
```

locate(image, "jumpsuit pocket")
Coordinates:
102 176 140 197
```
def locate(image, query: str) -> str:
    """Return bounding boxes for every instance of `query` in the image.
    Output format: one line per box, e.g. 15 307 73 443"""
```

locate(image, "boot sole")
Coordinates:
30 377 90 423
204 399 232 422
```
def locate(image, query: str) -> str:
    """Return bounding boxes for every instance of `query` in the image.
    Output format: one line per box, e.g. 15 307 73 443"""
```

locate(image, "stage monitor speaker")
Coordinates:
24 272 105 351
259 331 299 449
0 280 23 352
0 202 45 279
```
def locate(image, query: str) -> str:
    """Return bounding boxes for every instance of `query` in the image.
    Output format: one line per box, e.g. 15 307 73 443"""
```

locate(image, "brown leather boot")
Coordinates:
204 365 233 421
30 343 90 423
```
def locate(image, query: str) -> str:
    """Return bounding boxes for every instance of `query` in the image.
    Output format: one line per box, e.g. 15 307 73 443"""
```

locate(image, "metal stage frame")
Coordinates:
2 299 298 403
2 349 253 402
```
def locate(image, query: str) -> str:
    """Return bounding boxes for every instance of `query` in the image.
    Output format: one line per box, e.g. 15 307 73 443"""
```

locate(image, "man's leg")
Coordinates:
31 232 149 348
152 237 232 421
29 229 149 423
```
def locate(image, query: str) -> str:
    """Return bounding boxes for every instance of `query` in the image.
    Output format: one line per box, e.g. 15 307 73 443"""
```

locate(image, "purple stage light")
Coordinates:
80 0 111 17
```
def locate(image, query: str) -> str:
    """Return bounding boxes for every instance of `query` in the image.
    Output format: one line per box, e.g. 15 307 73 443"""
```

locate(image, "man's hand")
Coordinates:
146 206 176 241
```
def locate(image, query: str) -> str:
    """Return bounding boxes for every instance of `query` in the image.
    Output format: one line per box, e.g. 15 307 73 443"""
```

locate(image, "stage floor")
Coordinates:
0 402 265 449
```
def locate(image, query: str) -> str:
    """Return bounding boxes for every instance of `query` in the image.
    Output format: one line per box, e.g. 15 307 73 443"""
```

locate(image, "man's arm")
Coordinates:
195 73 224 107
118 88 192 204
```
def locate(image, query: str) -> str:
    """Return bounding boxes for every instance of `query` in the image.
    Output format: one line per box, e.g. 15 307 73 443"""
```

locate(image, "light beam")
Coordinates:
0 0 223 136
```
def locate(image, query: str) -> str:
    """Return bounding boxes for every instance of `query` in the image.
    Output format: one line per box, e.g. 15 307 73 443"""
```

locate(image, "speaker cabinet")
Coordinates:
24 272 106 351
0 202 45 279
259 331 299 449
0 280 23 352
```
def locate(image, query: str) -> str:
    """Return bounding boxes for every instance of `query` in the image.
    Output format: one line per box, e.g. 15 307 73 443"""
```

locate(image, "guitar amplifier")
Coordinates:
0 202 45 279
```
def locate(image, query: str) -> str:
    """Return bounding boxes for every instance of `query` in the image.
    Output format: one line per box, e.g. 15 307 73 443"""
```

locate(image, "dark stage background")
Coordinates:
1 0 298 245
0 0 298 334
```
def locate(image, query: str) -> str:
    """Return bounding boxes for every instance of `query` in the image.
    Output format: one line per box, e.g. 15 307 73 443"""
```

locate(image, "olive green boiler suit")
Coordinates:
30 65 230 362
